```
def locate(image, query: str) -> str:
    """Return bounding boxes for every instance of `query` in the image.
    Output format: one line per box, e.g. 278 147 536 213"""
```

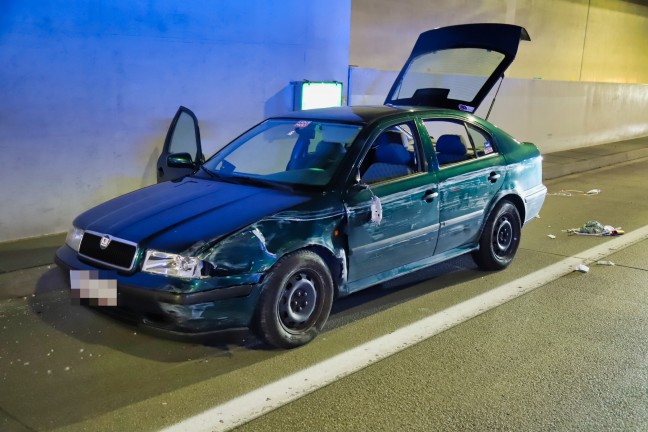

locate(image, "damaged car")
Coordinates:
56 23 547 348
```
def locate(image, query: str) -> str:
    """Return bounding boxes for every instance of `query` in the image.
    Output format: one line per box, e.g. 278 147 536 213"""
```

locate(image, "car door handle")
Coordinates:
488 172 501 183
423 190 439 203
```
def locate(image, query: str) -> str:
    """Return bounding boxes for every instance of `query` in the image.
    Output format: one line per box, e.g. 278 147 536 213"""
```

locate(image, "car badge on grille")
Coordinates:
99 235 112 250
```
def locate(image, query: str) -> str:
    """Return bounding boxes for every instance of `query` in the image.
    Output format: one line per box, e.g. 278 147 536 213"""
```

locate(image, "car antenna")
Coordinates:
485 74 504 121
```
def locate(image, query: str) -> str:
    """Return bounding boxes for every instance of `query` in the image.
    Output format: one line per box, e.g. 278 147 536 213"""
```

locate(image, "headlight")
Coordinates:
141 249 211 279
66 227 85 252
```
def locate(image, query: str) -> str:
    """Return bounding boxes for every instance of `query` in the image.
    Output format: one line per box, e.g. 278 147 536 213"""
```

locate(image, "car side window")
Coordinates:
423 119 475 167
360 122 422 184
168 110 199 160
466 123 497 157
423 119 497 167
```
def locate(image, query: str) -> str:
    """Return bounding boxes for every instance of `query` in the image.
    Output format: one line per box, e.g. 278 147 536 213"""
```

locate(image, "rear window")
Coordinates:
391 48 505 104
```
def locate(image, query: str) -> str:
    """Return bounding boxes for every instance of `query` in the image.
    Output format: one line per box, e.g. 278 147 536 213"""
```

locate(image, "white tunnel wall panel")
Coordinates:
485 79 648 153
350 67 648 154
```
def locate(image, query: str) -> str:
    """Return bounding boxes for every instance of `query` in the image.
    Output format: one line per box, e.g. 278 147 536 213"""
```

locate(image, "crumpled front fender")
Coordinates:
188 209 347 279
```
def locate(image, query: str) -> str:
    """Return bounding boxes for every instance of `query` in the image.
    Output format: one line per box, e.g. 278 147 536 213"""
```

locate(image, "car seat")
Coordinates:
306 141 344 170
362 143 413 183
436 134 468 165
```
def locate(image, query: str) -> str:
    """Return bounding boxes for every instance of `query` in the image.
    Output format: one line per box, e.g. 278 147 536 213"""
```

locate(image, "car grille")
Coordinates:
78 231 138 271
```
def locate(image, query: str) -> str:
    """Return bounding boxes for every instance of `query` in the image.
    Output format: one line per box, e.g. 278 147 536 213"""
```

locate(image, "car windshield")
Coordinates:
202 119 362 187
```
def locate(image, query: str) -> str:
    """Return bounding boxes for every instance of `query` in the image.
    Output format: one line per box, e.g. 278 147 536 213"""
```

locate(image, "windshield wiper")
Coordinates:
225 175 295 192
198 168 295 192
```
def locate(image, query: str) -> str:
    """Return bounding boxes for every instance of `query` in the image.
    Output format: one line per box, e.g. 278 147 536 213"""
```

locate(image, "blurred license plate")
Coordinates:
69 270 117 306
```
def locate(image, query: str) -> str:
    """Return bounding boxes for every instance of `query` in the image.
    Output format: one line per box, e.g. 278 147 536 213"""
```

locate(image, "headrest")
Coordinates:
375 143 411 165
436 134 466 155
315 140 343 156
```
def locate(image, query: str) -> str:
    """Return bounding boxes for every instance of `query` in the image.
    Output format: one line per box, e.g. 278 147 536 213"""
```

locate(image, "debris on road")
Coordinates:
575 264 590 273
564 220 624 236
596 260 616 266
547 234 556 239
548 189 602 196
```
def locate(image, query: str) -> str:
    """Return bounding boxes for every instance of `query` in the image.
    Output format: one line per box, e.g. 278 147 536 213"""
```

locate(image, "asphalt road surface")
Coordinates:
1 158 648 432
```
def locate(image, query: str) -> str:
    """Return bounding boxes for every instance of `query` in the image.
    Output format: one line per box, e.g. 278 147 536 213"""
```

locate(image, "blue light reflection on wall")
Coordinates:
0 0 351 241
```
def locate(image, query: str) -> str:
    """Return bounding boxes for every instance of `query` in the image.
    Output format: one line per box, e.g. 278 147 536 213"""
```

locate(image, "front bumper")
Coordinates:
55 245 262 337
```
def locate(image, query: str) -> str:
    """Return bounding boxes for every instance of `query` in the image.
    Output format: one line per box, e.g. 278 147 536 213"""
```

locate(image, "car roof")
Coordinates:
269 105 458 125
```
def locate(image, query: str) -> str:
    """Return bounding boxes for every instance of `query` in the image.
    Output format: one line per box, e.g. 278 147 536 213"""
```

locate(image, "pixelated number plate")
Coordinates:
70 270 118 306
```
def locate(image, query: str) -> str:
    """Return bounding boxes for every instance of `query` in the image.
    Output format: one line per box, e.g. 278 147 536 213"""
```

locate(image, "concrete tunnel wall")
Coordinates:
349 0 648 153
0 0 351 242
349 71 648 154
351 0 648 83
1 0 647 242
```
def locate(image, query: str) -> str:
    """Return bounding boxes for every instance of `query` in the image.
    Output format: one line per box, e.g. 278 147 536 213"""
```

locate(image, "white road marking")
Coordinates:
160 224 648 432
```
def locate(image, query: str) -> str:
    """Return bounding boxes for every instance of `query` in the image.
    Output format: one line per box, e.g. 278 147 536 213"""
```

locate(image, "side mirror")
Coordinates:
347 181 369 197
167 152 195 169
346 168 368 196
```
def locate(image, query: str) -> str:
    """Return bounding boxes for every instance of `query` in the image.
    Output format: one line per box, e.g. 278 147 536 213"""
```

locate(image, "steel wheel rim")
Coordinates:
493 216 514 256
277 271 318 332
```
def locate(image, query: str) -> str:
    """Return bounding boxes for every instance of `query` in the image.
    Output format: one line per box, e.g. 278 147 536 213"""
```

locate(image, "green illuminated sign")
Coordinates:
294 81 343 110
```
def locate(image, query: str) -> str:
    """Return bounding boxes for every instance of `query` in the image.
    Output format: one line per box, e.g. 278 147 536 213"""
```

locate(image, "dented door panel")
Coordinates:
344 173 440 287
435 155 506 254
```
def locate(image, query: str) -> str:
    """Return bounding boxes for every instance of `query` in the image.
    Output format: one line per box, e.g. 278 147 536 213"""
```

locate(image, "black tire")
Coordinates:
472 200 521 271
254 250 334 349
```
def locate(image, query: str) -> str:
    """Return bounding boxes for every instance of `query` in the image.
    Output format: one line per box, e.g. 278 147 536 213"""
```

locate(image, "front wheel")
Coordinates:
472 201 521 271
254 250 334 349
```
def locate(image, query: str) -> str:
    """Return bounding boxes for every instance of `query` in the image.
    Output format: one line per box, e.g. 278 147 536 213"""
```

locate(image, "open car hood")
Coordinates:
385 23 530 113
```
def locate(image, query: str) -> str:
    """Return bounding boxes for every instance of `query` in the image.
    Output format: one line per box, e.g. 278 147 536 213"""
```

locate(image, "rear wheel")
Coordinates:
472 200 521 270
255 250 334 349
